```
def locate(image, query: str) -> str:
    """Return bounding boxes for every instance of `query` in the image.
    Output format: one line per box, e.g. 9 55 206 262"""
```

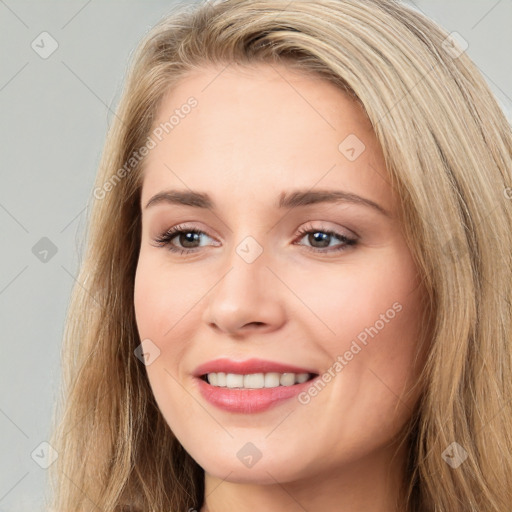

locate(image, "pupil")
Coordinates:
178 231 332 249
182 232 199 248
310 232 329 248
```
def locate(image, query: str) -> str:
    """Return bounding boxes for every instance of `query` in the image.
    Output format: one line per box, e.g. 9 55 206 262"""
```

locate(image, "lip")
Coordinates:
193 358 319 414
193 357 317 377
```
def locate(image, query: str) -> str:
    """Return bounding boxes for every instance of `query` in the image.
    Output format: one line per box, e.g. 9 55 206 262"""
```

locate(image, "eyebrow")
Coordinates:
144 189 390 217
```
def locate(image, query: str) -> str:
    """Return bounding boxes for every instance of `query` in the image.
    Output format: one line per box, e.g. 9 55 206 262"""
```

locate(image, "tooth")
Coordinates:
264 372 281 388
206 371 313 388
244 373 264 388
280 373 296 386
226 373 244 388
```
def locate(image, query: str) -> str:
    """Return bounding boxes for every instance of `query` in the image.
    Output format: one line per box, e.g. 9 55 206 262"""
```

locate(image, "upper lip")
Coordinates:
193 358 318 377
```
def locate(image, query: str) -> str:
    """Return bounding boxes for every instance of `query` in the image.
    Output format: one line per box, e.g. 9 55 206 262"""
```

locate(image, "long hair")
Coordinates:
47 1 512 510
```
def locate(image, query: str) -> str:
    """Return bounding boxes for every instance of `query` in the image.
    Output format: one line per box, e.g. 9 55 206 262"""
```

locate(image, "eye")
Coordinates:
152 223 358 255
293 223 358 253
152 223 215 254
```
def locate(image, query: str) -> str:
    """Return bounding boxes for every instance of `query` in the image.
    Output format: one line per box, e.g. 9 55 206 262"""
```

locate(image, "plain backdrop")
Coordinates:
0 0 511 510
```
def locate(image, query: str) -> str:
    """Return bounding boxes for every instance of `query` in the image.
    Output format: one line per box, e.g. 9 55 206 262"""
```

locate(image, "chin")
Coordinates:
197 452 312 485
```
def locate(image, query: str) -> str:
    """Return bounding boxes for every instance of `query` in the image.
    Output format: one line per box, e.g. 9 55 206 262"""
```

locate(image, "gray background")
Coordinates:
0 1 510 510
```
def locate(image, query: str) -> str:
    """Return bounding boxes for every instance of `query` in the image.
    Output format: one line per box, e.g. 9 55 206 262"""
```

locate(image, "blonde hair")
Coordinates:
47 1 512 510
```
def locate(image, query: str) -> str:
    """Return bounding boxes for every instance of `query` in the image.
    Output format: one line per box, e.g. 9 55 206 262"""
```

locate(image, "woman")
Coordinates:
47 0 512 511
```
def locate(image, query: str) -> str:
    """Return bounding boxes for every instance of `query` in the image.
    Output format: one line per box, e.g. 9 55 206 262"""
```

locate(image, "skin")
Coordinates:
133 62 428 512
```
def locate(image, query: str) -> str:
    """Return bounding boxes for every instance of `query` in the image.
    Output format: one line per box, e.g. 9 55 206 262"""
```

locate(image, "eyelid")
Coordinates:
153 222 347 243
152 221 358 256
152 223 217 246
296 221 358 240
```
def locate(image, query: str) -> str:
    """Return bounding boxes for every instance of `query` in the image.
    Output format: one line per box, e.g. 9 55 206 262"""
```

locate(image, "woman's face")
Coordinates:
134 63 427 485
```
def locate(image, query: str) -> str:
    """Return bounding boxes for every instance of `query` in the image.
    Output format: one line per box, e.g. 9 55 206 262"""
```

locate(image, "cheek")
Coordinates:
292 252 424 397
133 259 195 427
133 255 196 339
293 255 420 345
298 268 424 450
133 256 203 380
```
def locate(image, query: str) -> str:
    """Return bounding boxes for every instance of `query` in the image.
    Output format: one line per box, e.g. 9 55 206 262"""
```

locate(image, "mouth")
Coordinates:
193 358 320 413
199 371 318 389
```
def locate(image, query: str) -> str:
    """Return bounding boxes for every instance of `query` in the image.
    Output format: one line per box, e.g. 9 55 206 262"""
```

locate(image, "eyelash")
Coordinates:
152 223 358 255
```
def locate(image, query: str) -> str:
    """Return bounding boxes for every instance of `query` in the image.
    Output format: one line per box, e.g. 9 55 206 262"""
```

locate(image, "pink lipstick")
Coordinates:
193 358 319 413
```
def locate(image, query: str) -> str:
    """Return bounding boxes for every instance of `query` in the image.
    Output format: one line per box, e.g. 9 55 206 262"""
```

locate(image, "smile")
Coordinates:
202 372 315 389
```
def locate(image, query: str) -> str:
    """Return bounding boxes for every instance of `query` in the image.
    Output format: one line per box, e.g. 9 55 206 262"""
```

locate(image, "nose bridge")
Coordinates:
219 209 273 274
217 233 270 304
202 230 286 333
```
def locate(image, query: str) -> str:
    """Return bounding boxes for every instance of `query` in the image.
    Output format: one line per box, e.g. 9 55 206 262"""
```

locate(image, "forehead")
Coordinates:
139 63 393 214
150 62 374 144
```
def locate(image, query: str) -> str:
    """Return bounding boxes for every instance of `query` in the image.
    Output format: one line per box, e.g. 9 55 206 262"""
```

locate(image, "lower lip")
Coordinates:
195 376 318 413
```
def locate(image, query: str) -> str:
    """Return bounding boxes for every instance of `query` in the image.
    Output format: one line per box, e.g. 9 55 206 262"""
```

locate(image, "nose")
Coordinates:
202 244 286 337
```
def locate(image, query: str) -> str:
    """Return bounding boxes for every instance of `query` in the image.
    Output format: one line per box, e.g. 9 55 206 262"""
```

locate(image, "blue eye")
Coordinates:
153 223 357 255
